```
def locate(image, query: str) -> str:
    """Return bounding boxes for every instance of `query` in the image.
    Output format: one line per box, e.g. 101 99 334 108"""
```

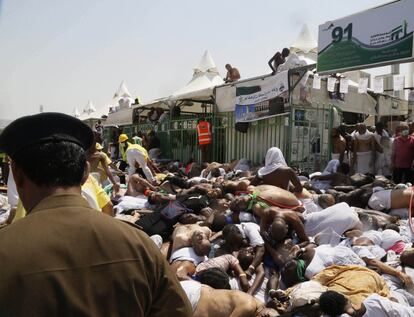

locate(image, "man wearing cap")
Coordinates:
0 113 192 316
119 133 157 185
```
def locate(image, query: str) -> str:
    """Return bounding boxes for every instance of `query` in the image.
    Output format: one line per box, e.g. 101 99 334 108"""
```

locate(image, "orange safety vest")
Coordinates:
196 121 212 145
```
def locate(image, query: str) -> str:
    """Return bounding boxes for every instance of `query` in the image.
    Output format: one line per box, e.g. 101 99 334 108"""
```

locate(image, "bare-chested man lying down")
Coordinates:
125 173 158 196
169 225 212 281
310 162 352 188
230 185 303 215
171 224 212 254
368 186 414 217
180 280 279 317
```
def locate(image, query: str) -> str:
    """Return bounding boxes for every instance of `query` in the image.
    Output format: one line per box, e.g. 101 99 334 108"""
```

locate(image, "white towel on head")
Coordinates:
353 131 373 141
381 229 403 250
258 147 287 177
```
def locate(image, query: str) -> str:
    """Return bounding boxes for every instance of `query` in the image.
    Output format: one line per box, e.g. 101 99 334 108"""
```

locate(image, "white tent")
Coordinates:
83 100 96 114
79 101 110 121
73 107 81 118
170 50 224 101
114 80 131 98
290 24 318 61
112 80 134 110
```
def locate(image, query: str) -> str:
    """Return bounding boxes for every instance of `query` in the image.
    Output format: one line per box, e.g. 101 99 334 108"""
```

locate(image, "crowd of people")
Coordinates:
331 122 414 185
1 113 414 317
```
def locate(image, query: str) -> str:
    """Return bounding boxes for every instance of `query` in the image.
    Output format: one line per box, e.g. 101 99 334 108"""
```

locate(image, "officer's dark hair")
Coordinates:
197 268 231 289
319 291 347 316
12 141 86 187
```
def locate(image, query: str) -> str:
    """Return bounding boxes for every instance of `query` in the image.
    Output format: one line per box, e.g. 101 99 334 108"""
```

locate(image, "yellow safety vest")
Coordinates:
126 144 149 162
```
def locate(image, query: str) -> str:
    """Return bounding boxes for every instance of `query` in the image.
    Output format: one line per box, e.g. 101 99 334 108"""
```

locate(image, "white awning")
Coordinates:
170 50 224 101
378 95 408 116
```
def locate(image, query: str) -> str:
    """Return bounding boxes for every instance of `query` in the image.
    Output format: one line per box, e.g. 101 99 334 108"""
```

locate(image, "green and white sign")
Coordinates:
317 0 414 74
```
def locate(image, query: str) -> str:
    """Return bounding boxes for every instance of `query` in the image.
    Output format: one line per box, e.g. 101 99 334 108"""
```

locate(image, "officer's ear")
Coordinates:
81 161 90 186
11 160 25 189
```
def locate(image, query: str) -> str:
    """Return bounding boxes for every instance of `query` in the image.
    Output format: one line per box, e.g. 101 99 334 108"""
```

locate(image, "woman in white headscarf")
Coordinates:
251 147 303 193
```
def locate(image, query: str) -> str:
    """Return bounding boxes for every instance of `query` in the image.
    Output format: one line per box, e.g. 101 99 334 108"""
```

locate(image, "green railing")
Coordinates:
104 103 334 171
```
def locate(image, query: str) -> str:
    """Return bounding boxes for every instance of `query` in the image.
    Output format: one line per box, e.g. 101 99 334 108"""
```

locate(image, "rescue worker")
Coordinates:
119 133 157 185
196 118 212 163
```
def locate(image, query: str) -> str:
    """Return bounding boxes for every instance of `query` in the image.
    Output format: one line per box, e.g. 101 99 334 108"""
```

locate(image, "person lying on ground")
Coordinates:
180 280 278 317
259 206 309 247
310 162 352 189
282 243 413 288
195 258 250 292
125 173 158 196
230 185 304 216
218 223 265 278
170 246 210 281
368 186 414 217
319 290 414 317
171 224 212 255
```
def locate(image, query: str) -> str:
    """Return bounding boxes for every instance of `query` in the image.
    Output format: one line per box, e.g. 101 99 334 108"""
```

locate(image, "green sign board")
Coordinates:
317 0 414 74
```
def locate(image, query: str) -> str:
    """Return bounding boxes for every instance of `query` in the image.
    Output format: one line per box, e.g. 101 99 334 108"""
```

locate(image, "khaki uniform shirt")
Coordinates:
0 194 192 317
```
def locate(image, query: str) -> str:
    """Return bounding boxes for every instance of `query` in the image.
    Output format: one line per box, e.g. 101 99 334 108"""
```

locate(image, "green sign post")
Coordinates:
317 0 414 74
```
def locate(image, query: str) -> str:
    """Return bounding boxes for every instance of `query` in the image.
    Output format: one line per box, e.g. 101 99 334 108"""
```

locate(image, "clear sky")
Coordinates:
0 0 401 120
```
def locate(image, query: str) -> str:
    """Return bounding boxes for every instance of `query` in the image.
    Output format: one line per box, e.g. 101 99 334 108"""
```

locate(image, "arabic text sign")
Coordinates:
317 0 414 74
235 71 288 123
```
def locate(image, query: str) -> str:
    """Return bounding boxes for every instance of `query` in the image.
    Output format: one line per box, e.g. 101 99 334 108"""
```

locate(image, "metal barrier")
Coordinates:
104 104 334 171
288 103 333 173
212 113 288 164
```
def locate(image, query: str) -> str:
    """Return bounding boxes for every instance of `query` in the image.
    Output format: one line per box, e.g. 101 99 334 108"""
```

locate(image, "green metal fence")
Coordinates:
211 112 288 164
104 103 334 171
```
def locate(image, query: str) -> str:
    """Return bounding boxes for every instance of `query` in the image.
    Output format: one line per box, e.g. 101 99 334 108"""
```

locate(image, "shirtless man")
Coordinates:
259 207 309 247
125 174 157 196
352 124 375 174
171 224 212 254
224 64 241 83
310 163 352 188
368 186 414 216
87 143 120 191
331 127 347 163
169 224 212 281
180 281 278 317
230 185 303 216
250 147 303 193
268 48 290 74
222 179 251 194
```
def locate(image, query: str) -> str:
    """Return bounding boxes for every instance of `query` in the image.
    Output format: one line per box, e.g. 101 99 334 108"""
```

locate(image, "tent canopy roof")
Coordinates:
170 50 224 101
290 24 318 54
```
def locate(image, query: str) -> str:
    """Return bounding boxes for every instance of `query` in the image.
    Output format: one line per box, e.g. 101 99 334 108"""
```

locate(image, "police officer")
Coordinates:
0 113 191 317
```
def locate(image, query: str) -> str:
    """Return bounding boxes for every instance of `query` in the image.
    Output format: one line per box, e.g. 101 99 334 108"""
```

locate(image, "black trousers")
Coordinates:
393 168 413 184
119 160 127 184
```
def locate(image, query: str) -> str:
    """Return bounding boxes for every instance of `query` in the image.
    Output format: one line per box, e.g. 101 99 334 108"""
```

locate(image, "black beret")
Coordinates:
0 112 94 156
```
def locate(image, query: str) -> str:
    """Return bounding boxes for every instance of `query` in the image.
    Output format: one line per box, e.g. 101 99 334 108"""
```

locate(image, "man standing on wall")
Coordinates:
197 118 212 163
